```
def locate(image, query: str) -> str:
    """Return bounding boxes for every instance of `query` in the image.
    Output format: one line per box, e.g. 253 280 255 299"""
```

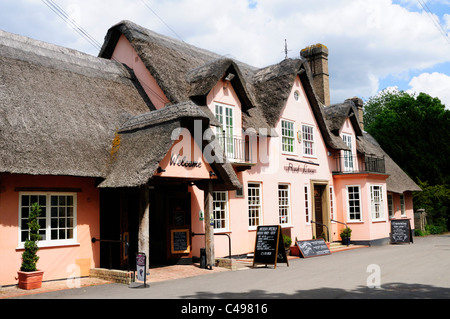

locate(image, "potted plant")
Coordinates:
17 202 44 290
340 227 352 246
283 234 292 256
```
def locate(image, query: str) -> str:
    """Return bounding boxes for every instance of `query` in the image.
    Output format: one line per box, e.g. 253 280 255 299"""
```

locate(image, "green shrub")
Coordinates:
283 234 292 248
340 227 352 239
414 229 426 236
425 224 446 235
20 203 42 272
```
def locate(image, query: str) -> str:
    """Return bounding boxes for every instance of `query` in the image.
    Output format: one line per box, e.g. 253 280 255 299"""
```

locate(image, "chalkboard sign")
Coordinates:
391 219 413 244
252 225 289 269
171 229 190 253
296 239 331 258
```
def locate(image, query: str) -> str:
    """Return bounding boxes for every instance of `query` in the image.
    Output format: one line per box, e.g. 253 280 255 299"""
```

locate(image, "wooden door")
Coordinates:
166 193 191 261
314 186 324 239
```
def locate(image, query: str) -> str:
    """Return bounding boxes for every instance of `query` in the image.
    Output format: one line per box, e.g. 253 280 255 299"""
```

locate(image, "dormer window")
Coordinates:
214 103 234 159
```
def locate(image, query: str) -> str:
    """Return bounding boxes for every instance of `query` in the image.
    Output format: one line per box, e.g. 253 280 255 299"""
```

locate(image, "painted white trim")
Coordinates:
18 192 78 248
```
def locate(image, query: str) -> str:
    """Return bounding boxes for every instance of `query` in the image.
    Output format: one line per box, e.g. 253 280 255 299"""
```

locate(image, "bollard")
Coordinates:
200 248 206 269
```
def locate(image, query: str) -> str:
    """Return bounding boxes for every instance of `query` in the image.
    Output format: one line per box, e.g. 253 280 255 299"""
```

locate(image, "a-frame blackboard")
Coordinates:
391 219 413 244
252 225 289 269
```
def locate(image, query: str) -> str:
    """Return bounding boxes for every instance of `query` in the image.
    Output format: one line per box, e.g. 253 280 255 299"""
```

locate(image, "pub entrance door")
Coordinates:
314 185 326 241
148 185 192 266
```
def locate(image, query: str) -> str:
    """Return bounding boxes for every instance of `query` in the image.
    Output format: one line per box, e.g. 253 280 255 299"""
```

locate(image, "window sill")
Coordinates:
16 242 80 251
214 230 231 234
282 152 297 156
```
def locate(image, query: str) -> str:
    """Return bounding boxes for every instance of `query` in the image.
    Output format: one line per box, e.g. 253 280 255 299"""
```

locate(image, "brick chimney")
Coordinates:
300 44 330 106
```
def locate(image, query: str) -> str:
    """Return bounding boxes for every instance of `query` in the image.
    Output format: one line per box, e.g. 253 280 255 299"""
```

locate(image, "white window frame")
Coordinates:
346 185 362 222
342 133 354 172
400 194 406 217
370 185 385 221
281 119 295 154
388 194 394 218
214 102 235 159
18 192 78 248
304 184 311 224
213 191 229 232
278 184 291 226
248 182 262 230
302 124 315 157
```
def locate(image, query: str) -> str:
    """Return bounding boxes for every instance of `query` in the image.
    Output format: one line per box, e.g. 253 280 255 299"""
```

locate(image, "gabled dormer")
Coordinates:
324 98 386 175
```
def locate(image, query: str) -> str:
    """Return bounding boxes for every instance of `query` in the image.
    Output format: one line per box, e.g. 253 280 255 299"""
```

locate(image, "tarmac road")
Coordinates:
9 234 450 300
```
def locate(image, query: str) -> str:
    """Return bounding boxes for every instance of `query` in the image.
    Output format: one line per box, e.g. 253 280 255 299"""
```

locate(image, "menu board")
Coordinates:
252 225 288 269
391 219 413 244
171 229 190 254
296 239 331 258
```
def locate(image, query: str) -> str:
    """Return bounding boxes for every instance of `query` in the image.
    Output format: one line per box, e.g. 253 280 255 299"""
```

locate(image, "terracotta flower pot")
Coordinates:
17 270 44 290
289 245 300 256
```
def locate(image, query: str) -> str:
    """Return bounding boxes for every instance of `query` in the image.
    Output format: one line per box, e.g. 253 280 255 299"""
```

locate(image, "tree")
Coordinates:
364 89 450 231
364 89 450 186
20 202 42 272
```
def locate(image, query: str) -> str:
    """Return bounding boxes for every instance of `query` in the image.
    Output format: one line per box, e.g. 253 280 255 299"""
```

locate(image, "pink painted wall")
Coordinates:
112 34 170 110
333 173 390 242
388 192 415 229
198 76 339 258
0 174 100 286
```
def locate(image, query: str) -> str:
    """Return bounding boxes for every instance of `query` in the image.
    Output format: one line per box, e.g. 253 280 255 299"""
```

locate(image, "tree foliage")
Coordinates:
364 89 450 186
364 89 450 231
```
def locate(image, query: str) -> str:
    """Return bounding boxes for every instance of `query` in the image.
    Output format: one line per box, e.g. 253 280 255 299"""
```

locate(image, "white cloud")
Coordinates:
407 72 450 108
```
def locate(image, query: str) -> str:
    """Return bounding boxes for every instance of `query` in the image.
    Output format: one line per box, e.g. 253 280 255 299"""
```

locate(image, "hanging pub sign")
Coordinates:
252 225 289 269
390 219 413 244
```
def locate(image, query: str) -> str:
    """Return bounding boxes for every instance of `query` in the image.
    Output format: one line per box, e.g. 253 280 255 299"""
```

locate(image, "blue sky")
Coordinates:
1 0 449 107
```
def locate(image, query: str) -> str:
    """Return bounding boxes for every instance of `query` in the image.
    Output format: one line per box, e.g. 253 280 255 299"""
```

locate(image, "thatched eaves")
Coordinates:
0 29 152 179
323 100 363 137
99 20 274 136
250 58 348 150
99 102 241 190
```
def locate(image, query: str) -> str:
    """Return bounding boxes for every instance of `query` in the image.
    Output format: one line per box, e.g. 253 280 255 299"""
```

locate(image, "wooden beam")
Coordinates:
138 184 150 273
203 180 215 267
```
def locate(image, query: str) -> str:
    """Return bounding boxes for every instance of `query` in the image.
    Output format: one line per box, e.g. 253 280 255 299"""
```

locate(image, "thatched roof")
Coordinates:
99 20 355 145
0 29 240 190
99 21 265 133
0 29 153 179
99 101 241 189
323 100 363 137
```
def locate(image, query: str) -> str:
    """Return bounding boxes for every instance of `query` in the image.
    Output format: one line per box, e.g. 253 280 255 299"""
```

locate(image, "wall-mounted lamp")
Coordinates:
209 171 216 177
223 73 235 89
225 73 235 81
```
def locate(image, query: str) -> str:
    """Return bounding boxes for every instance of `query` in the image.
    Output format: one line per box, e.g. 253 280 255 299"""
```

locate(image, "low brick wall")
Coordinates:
90 268 134 285
215 258 237 271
